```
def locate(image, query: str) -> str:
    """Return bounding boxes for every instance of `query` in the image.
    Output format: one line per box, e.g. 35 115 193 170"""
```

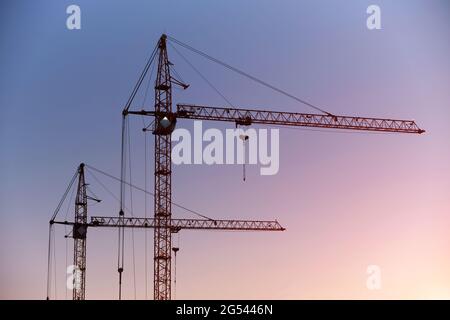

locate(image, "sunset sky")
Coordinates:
0 0 449 299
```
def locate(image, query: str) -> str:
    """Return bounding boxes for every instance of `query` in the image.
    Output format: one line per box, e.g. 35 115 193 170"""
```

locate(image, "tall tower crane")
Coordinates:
124 34 423 300
48 34 424 301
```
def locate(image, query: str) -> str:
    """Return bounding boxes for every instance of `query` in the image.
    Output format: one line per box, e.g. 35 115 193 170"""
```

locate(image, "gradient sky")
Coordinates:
0 0 449 299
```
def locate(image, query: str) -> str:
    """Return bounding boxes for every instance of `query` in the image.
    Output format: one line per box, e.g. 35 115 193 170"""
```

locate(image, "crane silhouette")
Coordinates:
48 34 424 301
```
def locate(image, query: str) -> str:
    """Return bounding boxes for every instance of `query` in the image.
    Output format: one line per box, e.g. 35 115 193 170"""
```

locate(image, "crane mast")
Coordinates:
72 163 87 300
152 34 175 301
55 217 285 232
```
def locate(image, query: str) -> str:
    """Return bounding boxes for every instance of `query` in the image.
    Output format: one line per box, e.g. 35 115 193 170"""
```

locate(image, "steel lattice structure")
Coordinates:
54 216 285 232
152 34 174 301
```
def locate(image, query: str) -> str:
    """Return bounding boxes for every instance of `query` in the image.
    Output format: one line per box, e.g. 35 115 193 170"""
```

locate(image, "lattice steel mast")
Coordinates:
72 163 87 300
152 34 175 300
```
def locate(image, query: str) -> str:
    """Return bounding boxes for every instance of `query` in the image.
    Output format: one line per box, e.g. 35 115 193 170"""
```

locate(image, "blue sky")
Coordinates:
1 0 449 299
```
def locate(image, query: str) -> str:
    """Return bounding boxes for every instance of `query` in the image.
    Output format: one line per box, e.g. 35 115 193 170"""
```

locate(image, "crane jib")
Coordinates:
176 104 425 134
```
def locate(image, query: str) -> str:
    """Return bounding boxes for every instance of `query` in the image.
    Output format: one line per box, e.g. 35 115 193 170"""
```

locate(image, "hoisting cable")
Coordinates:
64 224 68 300
170 42 254 181
47 167 79 299
172 245 179 300
172 233 180 300
64 184 77 221
50 168 79 222
136 41 155 298
140 53 157 129
171 65 187 89
135 39 158 301
87 170 132 213
118 115 126 300
53 226 57 299
143 119 155 132
127 116 137 299
46 224 53 300
237 125 249 182
169 42 234 107
63 184 76 300
86 186 101 205
241 135 248 182
123 43 158 113
166 35 334 116
119 40 159 300
143 124 149 299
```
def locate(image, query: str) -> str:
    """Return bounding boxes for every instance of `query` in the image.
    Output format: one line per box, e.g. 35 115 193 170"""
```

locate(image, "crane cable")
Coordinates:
118 39 159 300
127 116 137 299
123 43 158 113
46 224 53 300
118 116 126 300
87 170 133 213
53 226 57 299
242 136 247 182
85 165 214 221
64 184 76 300
144 125 149 299
141 63 153 297
173 233 180 300
47 167 79 299
173 247 178 300
169 42 234 107
64 225 68 300
140 67 155 298
50 168 79 222
170 41 254 182
140 53 157 129
117 116 138 300
139 53 155 299
166 35 334 116
137 52 156 295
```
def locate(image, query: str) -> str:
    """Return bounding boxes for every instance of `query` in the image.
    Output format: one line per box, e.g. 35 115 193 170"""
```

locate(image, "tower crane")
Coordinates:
124 34 423 299
49 163 285 300
48 34 424 301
